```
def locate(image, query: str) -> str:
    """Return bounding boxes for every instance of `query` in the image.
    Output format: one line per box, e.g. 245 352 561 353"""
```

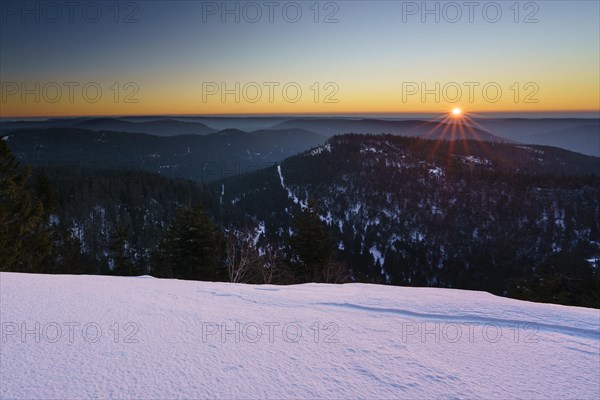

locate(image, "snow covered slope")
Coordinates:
1 272 599 399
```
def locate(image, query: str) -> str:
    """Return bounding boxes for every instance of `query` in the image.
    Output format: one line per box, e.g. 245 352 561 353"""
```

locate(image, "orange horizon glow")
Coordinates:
1 79 599 119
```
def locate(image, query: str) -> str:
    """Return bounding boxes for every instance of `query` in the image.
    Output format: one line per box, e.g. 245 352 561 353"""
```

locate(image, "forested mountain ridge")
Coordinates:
217 135 600 304
31 167 219 272
2 134 599 306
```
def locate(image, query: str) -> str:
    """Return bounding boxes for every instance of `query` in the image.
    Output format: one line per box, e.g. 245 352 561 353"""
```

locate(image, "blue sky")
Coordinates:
1 0 599 116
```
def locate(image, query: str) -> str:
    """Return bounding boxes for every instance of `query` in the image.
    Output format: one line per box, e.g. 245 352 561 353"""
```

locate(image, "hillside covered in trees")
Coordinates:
2 135 599 307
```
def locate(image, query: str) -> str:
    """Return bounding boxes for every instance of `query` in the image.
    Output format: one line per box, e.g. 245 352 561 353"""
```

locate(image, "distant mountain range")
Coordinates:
469 118 600 157
0 117 216 136
270 118 509 142
3 127 325 182
2 115 597 156
0 116 600 175
74 118 217 136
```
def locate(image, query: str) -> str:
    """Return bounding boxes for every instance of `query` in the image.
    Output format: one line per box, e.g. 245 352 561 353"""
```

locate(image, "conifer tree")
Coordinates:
288 199 332 282
152 207 226 281
109 226 139 276
0 141 46 271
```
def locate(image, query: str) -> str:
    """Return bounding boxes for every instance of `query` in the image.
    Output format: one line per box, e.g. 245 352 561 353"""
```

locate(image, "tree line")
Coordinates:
2 137 599 308
0 140 346 284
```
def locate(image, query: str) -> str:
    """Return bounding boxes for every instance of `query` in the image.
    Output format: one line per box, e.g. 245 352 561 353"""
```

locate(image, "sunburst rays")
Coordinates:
418 109 495 167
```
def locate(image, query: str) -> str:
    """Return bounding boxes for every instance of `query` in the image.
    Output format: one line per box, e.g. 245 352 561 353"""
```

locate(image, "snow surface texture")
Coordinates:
1 272 599 399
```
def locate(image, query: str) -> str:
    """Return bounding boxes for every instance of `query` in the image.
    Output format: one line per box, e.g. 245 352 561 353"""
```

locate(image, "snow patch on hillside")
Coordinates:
463 155 491 165
277 165 307 209
360 145 382 154
369 245 383 264
428 166 443 176
308 143 331 156
254 221 265 245
517 145 545 155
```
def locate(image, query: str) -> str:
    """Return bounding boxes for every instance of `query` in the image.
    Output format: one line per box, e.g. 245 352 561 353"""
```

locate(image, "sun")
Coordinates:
451 107 462 117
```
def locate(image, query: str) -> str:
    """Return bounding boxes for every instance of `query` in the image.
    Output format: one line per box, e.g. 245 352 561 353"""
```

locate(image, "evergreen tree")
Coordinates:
33 169 58 219
0 141 47 271
288 200 332 282
46 228 96 275
152 207 226 281
109 226 139 276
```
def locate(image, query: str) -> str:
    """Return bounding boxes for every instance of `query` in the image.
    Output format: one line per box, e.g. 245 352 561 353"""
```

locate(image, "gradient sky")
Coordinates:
1 0 599 117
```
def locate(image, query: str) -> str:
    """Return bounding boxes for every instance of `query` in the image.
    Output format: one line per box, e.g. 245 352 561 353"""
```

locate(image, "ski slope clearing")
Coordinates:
1 272 599 399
